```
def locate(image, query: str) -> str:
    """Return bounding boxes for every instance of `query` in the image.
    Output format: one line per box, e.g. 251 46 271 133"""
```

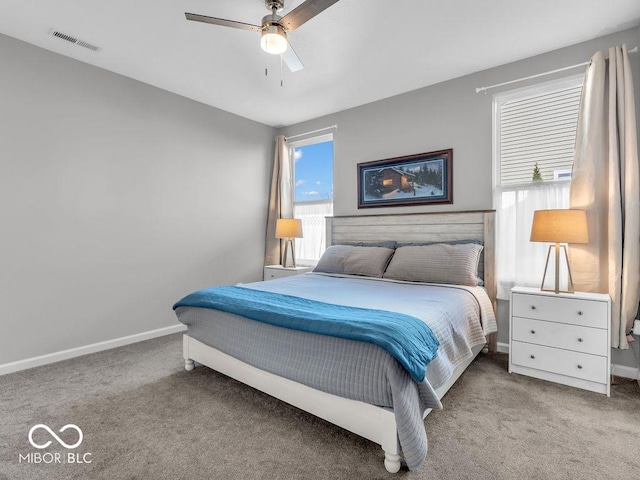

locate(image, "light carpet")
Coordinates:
1 334 639 480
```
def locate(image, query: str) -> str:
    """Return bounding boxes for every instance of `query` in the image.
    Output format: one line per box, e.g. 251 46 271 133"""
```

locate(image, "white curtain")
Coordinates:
495 182 571 299
264 135 293 267
294 200 333 263
569 44 640 349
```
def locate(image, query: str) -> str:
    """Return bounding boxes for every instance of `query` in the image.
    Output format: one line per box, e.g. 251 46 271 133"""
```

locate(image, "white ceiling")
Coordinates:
0 0 638 127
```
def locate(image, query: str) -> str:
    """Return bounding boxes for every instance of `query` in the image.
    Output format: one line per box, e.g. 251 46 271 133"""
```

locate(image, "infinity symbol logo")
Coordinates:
28 424 83 450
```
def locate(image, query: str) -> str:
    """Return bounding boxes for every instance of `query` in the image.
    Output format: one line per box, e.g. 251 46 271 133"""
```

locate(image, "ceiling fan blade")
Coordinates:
279 0 341 32
282 41 304 72
185 13 262 32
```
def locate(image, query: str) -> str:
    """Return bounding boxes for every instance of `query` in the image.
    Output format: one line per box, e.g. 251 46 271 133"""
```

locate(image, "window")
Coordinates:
291 135 334 264
493 75 583 298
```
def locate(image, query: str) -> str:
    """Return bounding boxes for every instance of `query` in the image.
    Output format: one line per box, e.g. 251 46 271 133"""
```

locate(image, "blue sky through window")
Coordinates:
294 140 334 203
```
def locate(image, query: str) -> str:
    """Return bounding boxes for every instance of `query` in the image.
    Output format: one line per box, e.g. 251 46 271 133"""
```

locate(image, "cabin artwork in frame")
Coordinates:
357 149 453 208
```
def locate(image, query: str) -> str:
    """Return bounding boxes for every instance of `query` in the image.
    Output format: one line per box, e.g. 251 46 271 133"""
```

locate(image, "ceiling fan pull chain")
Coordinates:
280 54 284 87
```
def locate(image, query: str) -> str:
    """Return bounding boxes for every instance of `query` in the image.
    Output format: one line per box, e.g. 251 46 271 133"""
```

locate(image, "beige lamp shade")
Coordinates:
276 218 303 239
530 209 589 244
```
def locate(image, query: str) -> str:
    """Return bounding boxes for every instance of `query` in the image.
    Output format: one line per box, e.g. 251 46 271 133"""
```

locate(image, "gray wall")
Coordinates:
280 27 640 367
2 25 638 369
0 34 275 365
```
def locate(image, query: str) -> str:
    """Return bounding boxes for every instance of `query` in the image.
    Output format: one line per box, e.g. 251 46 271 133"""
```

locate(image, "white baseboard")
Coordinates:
496 341 510 354
494 342 639 380
610 363 640 380
0 324 187 376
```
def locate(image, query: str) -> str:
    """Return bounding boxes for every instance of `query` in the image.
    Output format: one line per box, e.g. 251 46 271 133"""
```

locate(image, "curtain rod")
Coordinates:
475 46 638 94
284 124 338 141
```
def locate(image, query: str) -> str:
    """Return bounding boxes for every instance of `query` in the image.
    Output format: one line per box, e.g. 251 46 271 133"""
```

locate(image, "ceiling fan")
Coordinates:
185 0 341 73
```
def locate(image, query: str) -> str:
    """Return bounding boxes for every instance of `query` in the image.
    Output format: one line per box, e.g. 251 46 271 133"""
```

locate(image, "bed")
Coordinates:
174 211 497 473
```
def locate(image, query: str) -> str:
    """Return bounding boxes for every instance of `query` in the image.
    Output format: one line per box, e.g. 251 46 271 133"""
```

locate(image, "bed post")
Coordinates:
383 451 401 473
380 414 402 473
483 211 498 352
326 217 334 248
183 335 195 371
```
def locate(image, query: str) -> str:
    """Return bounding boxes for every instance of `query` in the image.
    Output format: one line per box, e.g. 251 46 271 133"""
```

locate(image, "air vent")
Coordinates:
49 29 100 52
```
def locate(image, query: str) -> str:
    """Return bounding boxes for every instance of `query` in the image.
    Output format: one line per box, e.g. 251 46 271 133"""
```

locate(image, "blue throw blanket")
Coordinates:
173 286 439 382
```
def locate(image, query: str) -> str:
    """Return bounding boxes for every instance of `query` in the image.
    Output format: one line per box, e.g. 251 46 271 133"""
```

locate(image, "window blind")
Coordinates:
499 84 582 185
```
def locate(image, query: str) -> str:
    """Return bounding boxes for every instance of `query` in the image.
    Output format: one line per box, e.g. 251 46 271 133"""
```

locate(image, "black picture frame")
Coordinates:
357 149 453 208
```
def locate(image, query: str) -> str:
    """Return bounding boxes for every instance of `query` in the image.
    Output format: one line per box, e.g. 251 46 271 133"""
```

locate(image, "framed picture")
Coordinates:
357 149 453 208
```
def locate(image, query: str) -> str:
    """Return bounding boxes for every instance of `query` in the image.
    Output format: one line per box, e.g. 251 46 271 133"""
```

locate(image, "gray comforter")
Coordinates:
174 273 496 470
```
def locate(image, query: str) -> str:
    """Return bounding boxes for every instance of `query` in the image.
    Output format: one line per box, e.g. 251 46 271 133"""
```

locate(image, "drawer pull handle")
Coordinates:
531 305 537 310
577 365 583 369
530 355 535 359
530 330 536 334
578 337 583 342
577 311 584 316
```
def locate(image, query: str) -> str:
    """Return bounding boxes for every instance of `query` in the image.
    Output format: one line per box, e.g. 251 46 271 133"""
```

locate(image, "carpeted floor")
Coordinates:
1 333 639 480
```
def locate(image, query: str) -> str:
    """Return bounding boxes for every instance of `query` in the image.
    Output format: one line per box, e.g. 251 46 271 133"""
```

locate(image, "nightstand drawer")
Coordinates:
512 293 608 329
265 269 290 280
263 265 313 281
512 317 608 356
511 341 608 384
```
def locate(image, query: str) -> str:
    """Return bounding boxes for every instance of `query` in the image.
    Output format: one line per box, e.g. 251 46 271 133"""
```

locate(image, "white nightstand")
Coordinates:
263 265 313 281
509 286 611 396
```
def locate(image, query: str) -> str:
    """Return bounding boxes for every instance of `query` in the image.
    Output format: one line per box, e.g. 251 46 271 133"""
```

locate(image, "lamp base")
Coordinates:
540 243 575 294
281 238 297 268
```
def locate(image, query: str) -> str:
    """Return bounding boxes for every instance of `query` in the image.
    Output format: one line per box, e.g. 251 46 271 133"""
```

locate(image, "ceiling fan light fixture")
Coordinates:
261 24 288 55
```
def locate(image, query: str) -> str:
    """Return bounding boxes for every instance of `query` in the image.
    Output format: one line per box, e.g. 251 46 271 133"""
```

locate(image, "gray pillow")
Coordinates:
313 245 395 278
383 243 483 286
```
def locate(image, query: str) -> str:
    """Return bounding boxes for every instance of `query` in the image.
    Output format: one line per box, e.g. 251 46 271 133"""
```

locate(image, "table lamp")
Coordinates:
276 218 303 268
530 209 588 294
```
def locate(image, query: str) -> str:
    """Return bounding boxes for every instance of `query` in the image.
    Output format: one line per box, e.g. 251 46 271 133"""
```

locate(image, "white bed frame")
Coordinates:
183 210 496 473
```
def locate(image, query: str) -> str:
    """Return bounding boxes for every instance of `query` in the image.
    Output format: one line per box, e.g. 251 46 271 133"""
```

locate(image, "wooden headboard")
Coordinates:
326 210 496 311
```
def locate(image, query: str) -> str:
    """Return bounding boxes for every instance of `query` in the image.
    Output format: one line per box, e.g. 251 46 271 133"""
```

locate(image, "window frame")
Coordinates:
491 74 583 298
289 133 334 265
